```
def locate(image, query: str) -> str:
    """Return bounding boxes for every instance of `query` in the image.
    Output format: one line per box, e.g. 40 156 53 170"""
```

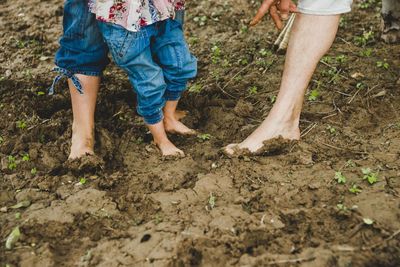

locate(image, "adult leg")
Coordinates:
225 14 340 155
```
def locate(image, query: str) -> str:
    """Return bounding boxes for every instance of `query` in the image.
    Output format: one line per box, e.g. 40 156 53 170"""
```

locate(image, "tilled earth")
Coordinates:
1 0 400 266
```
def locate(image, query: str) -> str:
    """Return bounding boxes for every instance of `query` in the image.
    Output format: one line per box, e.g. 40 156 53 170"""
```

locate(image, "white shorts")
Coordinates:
298 0 353 15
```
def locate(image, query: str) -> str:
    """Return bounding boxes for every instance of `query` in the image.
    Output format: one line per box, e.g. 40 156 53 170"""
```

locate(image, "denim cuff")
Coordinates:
143 110 164 125
48 67 102 95
164 90 183 101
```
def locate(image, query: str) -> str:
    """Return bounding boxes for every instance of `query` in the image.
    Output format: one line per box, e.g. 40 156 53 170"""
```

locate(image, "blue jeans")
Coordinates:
51 0 185 95
97 19 197 125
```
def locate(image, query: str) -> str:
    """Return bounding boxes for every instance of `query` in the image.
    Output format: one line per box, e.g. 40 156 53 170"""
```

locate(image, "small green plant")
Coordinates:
7 156 17 170
259 48 272 57
339 17 347 28
16 120 27 130
360 48 373 57
37 91 45 96
356 82 366 90
308 89 320 101
345 160 356 168
336 55 348 64
188 83 202 93
197 133 211 141
358 0 378 9
336 203 348 211
79 177 87 185
361 168 378 184
31 167 37 175
354 30 374 47
327 125 337 135
240 25 249 34
335 171 346 184
22 154 30 161
154 213 163 225
248 86 258 95
206 192 216 211
376 60 389 70
270 95 277 104
211 45 221 64
349 184 362 194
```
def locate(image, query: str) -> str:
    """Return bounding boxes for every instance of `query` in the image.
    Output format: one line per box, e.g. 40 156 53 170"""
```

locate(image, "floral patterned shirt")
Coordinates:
89 0 185 32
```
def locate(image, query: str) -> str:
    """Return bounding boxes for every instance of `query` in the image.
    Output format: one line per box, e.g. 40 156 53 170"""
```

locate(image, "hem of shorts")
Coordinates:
297 8 352 15
54 65 102 77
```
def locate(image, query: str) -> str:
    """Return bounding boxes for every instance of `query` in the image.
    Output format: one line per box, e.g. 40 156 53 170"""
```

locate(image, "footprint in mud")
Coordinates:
223 136 297 158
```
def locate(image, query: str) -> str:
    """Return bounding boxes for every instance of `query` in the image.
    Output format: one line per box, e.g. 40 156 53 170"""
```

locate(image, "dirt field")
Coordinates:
1 0 400 266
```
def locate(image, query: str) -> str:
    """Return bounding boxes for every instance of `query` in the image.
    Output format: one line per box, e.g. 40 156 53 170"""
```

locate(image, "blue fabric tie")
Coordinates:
49 67 84 95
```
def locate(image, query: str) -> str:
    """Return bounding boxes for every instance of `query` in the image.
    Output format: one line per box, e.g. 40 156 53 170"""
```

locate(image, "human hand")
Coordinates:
250 0 297 29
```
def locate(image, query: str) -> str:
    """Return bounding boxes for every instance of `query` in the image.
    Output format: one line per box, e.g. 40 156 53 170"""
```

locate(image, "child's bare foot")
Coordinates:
175 110 188 120
147 121 185 157
164 115 197 136
69 128 95 160
157 139 185 157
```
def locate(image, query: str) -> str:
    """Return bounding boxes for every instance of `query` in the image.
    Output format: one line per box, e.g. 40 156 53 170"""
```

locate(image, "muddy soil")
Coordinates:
1 0 400 266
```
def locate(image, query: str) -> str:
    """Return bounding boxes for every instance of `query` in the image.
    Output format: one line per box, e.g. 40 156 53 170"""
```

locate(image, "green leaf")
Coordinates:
335 171 346 184
308 89 319 101
79 178 87 185
5 226 21 250
349 184 362 194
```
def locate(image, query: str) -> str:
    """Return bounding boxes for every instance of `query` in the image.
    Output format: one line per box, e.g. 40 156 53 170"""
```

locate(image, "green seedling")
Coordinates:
336 55 348 64
211 45 221 64
15 212 21 220
248 86 258 95
10 200 31 209
354 30 374 47
259 48 272 57
154 214 163 225
345 160 356 168
240 25 249 34
360 48 373 57
376 60 389 70
358 0 378 9
270 95 277 104
197 133 211 141
5 226 20 250
79 177 87 185
327 125 337 135
335 171 346 184
188 83 202 93
308 89 319 101
188 36 199 45
336 203 348 211
16 120 27 130
30 167 37 175
22 154 30 161
361 168 378 184
7 156 17 170
239 58 249 66
206 192 216 211
349 184 362 194
37 91 45 96
356 82 366 90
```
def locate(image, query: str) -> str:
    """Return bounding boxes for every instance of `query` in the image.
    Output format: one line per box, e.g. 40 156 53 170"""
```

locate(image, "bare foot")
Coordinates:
156 139 185 157
164 116 197 136
175 110 188 121
69 126 95 160
224 120 300 156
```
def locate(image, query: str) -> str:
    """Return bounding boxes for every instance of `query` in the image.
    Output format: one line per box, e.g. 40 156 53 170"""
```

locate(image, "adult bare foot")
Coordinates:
69 126 95 159
164 115 197 136
224 119 300 156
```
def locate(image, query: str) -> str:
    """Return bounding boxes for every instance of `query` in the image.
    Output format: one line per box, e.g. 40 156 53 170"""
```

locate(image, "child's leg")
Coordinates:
97 22 184 156
52 0 109 159
152 19 198 135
